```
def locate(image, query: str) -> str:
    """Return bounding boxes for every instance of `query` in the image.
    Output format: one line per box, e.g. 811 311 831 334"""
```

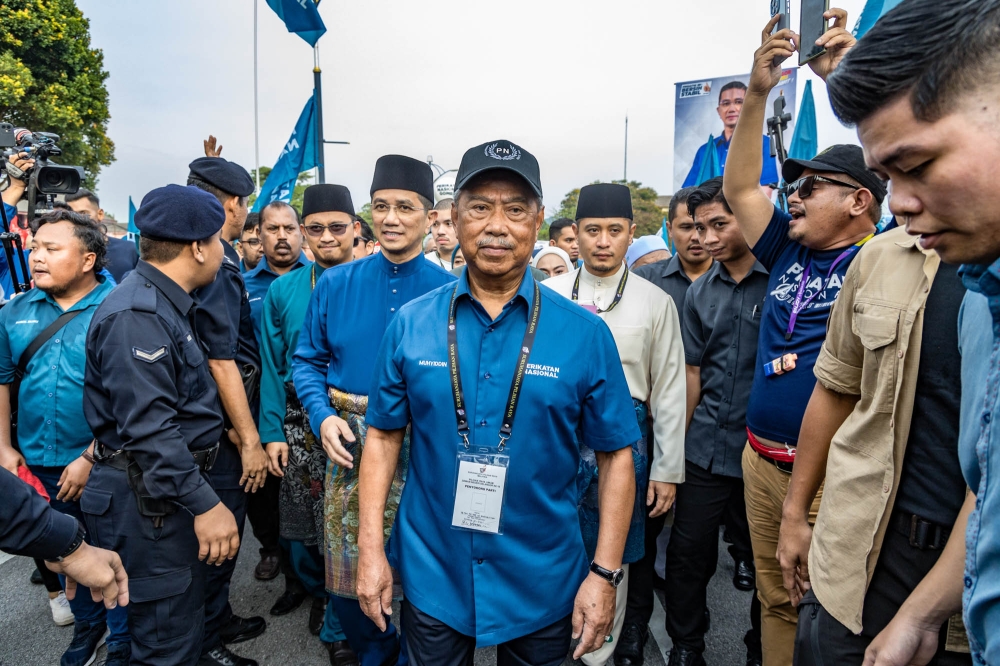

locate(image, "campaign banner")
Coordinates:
673 69 797 191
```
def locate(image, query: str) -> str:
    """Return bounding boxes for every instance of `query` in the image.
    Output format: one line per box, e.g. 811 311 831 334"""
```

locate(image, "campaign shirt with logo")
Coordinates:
745 206 864 445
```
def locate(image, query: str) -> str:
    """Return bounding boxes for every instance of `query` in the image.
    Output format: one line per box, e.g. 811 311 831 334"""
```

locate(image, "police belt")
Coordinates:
93 441 220 473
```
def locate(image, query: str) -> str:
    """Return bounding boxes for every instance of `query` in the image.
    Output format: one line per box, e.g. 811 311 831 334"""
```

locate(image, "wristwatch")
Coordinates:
590 561 625 588
46 520 86 563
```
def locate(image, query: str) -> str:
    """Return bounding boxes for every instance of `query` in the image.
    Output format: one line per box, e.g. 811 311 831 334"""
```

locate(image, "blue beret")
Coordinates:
134 185 226 242
188 157 254 197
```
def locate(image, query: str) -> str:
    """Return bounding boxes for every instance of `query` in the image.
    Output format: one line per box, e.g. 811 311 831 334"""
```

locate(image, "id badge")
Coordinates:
452 450 509 534
576 299 598 314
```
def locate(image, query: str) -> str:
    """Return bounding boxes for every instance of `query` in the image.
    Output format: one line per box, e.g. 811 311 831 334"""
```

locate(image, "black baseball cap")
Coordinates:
455 140 542 199
782 144 887 204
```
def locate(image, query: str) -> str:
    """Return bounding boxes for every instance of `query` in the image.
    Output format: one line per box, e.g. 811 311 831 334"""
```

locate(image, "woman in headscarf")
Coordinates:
530 245 573 279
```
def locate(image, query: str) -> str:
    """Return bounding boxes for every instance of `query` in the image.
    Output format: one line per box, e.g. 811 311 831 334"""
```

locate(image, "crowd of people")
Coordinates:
2 1 1000 665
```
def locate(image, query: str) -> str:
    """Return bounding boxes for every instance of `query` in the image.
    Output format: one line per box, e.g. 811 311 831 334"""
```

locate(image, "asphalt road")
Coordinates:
0 531 753 666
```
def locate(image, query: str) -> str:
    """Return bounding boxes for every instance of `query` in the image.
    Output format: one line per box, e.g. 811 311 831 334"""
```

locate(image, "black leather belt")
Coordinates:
94 441 219 472
891 511 951 550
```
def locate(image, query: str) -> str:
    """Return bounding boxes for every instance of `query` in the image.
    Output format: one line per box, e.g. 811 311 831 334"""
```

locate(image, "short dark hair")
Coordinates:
260 200 300 226
686 177 732 218
828 0 1000 126
548 217 575 241
243 212 260 235
356 217 375 242
32 209 107 272
187 176 247 209
434 198 453 211
65 188 100 208
140 236 187 263
51 201 72 211
718 80 747 103
668 186 698 223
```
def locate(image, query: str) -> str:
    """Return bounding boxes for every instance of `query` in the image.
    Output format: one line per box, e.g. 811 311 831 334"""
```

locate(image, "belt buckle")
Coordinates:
908 514 941 550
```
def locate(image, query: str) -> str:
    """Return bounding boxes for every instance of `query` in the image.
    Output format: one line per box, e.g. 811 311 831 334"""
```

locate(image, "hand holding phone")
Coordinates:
770 0 792 67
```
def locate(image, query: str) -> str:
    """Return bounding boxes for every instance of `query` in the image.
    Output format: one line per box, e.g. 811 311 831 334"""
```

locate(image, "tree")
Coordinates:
355 202 372 225
0 0 114 189
248 167 314 213
555 180 664 237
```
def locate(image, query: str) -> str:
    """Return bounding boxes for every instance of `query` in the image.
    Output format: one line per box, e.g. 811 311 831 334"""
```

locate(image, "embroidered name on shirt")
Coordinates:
14 320 39 325
419 360 447 367
525 363 560 379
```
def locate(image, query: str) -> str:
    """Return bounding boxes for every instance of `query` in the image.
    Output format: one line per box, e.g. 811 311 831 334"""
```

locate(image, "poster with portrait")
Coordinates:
672 69 797 192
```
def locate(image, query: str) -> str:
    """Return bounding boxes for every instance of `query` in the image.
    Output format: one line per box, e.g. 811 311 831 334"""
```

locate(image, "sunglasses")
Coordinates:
785 175 860 199
303 223 349 238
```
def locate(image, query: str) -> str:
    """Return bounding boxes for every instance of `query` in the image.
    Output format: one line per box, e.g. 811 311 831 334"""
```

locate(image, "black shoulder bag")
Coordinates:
10 311 84 450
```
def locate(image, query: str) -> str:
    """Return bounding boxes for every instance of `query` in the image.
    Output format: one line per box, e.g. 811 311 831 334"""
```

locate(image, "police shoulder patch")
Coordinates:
133 346 168 363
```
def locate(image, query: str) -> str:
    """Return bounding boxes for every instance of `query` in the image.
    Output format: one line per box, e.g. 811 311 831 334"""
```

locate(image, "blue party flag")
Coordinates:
265 0 326 47
253 94 318 212
788 81 818 161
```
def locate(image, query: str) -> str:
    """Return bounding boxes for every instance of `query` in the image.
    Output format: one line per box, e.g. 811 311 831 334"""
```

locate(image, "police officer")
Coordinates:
82 185 241 666
186 157 269 666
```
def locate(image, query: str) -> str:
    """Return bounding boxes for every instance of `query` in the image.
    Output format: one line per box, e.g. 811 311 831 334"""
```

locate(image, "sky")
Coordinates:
75 0 870 220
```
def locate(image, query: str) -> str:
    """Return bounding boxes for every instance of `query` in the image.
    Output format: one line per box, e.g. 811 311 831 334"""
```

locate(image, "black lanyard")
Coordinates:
448 281 541 452
571 266 629 314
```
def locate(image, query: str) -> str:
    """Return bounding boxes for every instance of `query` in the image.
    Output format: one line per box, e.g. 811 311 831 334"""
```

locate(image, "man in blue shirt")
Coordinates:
0 208 129 666
355 140 638 665
820 1 1000 663
722 17 887 662
243 201 308 341
293 154 455 664
683 81 780 188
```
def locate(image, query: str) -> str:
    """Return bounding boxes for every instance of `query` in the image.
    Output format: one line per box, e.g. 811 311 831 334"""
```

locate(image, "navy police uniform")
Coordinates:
82 184 228 666
188 156 266 655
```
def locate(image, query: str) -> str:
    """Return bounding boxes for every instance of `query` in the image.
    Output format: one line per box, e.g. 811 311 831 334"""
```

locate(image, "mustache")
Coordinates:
476 237 515 249
274 241 291 249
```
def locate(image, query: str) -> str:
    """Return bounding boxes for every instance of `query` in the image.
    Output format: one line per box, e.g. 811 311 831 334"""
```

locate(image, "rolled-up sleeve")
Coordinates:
581 322 641 452
814 259 864 395
90 311 219 515
365 315 410 432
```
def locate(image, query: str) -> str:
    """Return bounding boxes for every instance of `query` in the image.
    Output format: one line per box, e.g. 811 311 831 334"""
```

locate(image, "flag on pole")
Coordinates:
264 0 326 46
253 94 318 212
127 196 139 249
694 135 722 185
854 0 905 38
788 81 818 161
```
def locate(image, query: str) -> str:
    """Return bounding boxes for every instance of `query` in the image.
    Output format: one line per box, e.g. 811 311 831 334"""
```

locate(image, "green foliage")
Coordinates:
555 180 664 237
0 0 114 188
356 202 372 224
248 167 314 213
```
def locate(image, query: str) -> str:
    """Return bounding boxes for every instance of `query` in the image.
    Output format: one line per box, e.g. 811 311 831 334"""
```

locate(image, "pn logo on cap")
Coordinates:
485 142 521 161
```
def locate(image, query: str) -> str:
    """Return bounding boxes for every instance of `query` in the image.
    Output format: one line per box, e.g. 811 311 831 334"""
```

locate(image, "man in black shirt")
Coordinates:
664 177 767 666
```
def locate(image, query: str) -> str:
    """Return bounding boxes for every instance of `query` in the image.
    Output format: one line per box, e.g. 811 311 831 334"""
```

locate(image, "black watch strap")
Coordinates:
590 561 625 588
46 520 86 563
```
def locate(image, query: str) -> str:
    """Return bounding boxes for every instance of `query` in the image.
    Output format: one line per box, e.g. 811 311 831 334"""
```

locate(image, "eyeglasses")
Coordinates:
238 238 261 247
303 223 349 237
785 175 861 199
371 202 427 218
353 237 373 247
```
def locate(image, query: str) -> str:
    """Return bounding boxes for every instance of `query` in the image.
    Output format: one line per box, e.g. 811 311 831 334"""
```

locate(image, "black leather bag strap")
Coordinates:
15 310 84 379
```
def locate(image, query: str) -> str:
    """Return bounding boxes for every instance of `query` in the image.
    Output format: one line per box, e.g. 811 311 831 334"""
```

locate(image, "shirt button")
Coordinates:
985 413 993 425
480 420 487 426
51 365 56 370
392 289 397 294
883 483 890 493
897 350 903 358
726 371 732 377
46 420 51 425
732 344 737 349
965 576 973 589
477 559 483 564
48 393 53 397
733 314 739 320
487 327 494 333
54 339 60 344
390 308 396 312
484 372 491 379
145 283 152 288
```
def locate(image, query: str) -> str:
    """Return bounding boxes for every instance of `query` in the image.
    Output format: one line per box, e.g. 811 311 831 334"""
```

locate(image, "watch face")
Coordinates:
613 569 625 587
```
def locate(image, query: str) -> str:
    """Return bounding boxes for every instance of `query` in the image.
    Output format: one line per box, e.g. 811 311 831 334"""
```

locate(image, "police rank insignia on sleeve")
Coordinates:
133 346 168 363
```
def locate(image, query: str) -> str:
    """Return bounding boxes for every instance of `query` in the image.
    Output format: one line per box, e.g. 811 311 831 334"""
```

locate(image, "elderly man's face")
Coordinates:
455 173 544 278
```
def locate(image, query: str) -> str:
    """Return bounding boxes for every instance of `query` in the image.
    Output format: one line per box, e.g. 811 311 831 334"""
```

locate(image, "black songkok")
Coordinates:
135 184 225 242
188 157 255 197
575 183 633 221
302 184 355 218
369 155 434 203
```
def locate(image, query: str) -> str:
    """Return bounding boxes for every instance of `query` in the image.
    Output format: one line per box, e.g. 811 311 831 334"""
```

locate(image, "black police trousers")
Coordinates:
401 599 571 666
81 463 205 666
663 460 761 657
202 439 249 654
794 517 971 666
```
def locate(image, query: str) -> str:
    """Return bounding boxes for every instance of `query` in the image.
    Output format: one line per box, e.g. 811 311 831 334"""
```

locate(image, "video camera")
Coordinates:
0 122 83 224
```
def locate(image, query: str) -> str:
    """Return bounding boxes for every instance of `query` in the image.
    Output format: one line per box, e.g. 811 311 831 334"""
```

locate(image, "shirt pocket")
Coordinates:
612 326 645 374
179 339 209 398
851 303 900 414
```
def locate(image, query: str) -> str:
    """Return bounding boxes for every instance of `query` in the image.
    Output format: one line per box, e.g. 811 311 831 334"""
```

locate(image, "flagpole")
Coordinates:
313 44 325 185
253 0 260 194
623 113 629 182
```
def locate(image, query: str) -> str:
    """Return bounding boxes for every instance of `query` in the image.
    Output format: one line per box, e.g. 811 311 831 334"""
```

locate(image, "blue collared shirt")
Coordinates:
958 260 1000 665
0 278 114 467
243 253 309 342
367 268 639 646
292 252 456 437
683 134 780 188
